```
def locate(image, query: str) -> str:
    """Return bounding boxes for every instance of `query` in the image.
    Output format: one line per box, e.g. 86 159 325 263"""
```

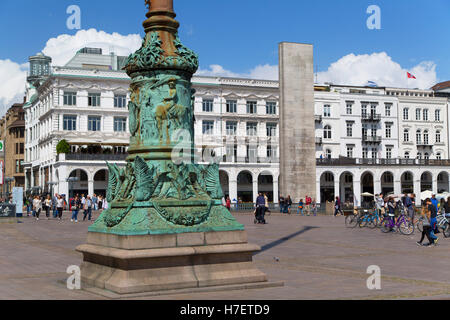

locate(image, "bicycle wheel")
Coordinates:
416 220 423 233
443 223 450 238
358 215 368 228
380 218 392 233
345 214 359 228
367 217 377 229
399 219 414 235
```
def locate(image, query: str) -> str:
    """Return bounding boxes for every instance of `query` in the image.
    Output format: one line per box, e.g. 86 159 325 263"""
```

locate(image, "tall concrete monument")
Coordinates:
76 0 269 295
278 42 316 201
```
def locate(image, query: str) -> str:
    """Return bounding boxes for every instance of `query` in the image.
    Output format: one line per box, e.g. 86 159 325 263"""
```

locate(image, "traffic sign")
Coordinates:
0 140 3 152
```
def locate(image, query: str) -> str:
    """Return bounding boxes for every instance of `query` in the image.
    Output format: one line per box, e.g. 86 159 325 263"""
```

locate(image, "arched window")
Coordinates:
416 108 421 120
436 153 442 160
423 109 428 121
404 152 410 159
416 130 422 144
436 130 441 143
324 125 332 139
417 152 422 160
403 129 409 142
424 153 430 160
423 130 429 145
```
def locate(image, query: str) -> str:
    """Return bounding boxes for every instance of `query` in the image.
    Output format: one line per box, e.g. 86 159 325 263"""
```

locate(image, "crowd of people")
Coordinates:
277 195 318 216
25 193 108 222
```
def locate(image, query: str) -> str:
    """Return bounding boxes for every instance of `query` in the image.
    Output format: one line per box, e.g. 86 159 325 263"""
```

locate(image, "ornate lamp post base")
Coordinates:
76 0 274 295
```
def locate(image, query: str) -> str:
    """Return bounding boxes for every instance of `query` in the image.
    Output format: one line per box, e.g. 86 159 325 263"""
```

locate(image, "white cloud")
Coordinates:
42 28 142 66
196 64 278 80
317 52 437 89
0 60 27 116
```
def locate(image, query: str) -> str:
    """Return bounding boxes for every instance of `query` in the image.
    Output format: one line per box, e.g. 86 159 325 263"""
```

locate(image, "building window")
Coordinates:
266 123 277 137
266 102 277 115
436 153 442 160
323 104 331 117
15 160 20 174
417 152 422 160
416 130 422 144
403 108 409 120
324 125 332 140
325 149 332 159
88 116 101 132
362 147 368 159
361 104 367 118
114 95 127 108
246 101 257 114
202 99 214 112
202 121 214 135
435 109 441 122
404 152 410 159
325 172 333 182
385 124 392 138
423 109 428 121
63 115 77 131
424 153 430 160
423 130 429 145
346 146 354 158
267 145 277 159
246 122 257 136
226 100 237 113
346 103 353 115
88 93 101 107
226 121 237 136
436 131 441 143
114 117 127 132
404 129 409 142
416 109 421 121
385 104 391 116
386 147 392 159
63 92 77 106
346 122 353 137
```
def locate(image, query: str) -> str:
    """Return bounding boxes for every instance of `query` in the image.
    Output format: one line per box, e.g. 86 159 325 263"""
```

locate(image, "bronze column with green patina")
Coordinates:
89 0 244 235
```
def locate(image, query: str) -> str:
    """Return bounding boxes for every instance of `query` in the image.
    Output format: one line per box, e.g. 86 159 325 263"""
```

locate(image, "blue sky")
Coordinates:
0 0 449 113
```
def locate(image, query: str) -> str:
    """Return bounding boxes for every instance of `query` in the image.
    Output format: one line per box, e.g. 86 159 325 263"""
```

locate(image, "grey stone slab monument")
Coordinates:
278 42 316 201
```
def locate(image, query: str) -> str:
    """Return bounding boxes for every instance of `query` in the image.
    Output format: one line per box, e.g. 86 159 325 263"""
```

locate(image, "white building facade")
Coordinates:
23 49 450 206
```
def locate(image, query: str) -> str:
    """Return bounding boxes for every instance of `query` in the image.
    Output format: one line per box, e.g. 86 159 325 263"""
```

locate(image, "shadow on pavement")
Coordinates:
257 226 319 254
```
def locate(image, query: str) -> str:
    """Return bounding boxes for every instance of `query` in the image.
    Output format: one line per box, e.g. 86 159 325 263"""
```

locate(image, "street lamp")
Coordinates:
66 177 79 198
4 177 15 202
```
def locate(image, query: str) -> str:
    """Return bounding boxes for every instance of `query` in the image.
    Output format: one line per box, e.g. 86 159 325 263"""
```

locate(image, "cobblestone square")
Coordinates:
0 211 449 300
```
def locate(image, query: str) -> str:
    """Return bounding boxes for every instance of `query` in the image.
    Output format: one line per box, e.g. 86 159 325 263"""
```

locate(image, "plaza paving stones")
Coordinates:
0 212 449 300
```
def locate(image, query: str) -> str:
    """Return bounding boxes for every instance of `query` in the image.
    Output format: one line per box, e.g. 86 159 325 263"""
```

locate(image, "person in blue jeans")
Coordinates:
297 199 304 215
426 198 439 245
83 196 93 221
52 193 59 218
70 195 81 223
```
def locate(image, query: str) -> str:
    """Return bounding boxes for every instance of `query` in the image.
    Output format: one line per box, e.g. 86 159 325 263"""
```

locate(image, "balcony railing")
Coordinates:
361 113 382 121
317 158 450 166
416 142 433 147
62 153 128 161
362 135 382 143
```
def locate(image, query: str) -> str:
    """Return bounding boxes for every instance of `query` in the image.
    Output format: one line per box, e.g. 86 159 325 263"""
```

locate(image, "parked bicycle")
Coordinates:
380 211 414 235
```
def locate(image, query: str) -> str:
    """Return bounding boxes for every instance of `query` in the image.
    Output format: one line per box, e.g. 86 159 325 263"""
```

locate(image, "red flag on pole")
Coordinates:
407 72 416 79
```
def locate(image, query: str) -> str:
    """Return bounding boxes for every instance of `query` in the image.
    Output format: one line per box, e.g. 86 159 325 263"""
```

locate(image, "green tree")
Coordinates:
56 139 70 154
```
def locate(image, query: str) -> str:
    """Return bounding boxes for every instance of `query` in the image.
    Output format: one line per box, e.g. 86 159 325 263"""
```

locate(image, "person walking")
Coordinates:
431 194 439 212
387 197 396 231
334 196 341 217
52 193 58 218
311 198 317 216
305 195 312 216
297 199 304 216
92 194 98 211
44 195 52 220
427 198 439 245
56 195 64 220
83 196 93 221
286 195 292 214
70 195 81 223
279 195 285 213
255 192 266 224
264 193 270 216
32 196 42 221
226 196 231 212
417 205 434 247
375 194 385 216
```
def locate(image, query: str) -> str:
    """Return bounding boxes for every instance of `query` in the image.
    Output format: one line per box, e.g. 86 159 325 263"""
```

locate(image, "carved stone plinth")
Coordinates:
76 230 268 294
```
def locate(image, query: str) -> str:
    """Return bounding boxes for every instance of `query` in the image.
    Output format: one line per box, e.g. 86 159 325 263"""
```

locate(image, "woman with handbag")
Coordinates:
417 202 433 246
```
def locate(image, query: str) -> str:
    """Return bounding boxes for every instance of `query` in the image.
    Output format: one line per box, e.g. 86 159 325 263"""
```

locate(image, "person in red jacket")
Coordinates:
305 196 312 216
